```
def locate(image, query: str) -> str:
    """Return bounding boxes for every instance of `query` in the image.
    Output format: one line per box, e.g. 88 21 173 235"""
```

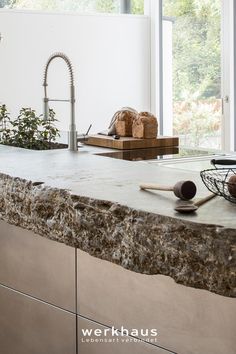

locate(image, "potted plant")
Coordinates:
0 105 63 150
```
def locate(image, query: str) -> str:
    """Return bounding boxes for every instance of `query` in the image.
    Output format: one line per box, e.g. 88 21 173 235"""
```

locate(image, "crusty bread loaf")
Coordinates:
114 108 138 137
132 112 158 139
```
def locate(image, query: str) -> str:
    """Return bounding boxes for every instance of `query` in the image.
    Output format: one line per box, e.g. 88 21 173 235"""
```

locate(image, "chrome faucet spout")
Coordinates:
43 52 78 151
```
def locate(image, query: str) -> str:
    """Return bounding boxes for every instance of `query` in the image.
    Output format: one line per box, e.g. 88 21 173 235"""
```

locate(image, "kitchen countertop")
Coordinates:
0 144 235 297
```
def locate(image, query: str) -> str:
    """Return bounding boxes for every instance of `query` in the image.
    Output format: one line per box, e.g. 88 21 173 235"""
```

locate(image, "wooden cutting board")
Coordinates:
85 135 179 150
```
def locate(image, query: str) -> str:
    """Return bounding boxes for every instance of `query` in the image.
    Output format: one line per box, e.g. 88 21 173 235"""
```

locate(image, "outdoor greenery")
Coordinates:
0 105 61 150
163 0 221 148
0 0 15 7
164 0 221 101
131 0 144 14
0 0 144 14
173 99 221 147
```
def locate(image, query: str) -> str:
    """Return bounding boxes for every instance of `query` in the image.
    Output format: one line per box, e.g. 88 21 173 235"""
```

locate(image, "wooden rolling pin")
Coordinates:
140 180 197 201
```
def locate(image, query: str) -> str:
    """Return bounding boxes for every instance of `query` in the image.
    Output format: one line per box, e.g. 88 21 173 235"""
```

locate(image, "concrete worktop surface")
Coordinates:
0 144 235 227
0 144 235 297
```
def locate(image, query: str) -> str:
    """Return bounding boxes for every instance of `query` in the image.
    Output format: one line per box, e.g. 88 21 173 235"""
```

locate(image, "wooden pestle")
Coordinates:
139 180 197 201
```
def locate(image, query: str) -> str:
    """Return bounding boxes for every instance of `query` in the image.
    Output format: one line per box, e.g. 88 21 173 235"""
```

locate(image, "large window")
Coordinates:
0 0 144 14
162 0 222 149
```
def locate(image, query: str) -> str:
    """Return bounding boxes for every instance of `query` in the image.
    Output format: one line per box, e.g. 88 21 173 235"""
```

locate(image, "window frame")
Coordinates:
120 0 131 13
144 0 163 134
221 0 235 151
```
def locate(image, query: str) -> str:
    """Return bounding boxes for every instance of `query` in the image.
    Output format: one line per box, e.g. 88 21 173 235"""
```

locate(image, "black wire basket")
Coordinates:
200 159 236 204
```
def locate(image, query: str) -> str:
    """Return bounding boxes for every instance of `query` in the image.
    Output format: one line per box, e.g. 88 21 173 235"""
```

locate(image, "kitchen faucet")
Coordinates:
43 52 78 151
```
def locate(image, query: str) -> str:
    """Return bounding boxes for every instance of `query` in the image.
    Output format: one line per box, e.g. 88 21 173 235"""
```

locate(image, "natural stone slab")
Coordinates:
0 173 235 298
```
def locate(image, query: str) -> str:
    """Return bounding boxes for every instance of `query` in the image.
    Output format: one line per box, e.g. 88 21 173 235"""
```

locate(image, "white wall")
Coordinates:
0 10 150 134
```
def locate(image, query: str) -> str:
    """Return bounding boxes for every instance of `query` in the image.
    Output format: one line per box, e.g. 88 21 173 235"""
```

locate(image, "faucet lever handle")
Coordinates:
86 124 92 135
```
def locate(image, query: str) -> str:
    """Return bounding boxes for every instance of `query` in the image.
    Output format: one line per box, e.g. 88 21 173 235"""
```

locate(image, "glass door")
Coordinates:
162 0 223 149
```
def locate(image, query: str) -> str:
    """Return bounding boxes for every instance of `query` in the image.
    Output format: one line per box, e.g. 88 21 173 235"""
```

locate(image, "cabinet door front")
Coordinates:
0 220 76 312
77 249 236 354
0 284 76 354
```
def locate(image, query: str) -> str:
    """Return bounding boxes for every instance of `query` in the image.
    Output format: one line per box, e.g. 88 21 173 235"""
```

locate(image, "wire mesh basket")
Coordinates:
200 159 236 204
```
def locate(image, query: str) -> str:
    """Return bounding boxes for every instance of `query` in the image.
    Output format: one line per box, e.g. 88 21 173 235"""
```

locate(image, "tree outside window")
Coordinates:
163 0 221 148
0 0 144 14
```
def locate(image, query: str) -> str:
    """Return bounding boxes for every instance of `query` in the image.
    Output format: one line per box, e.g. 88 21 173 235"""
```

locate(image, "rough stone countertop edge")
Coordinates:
0 172 235 298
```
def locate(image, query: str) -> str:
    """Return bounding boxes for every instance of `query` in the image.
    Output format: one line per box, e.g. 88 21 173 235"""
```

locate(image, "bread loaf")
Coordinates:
132 112 158 139
114 108 138 137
